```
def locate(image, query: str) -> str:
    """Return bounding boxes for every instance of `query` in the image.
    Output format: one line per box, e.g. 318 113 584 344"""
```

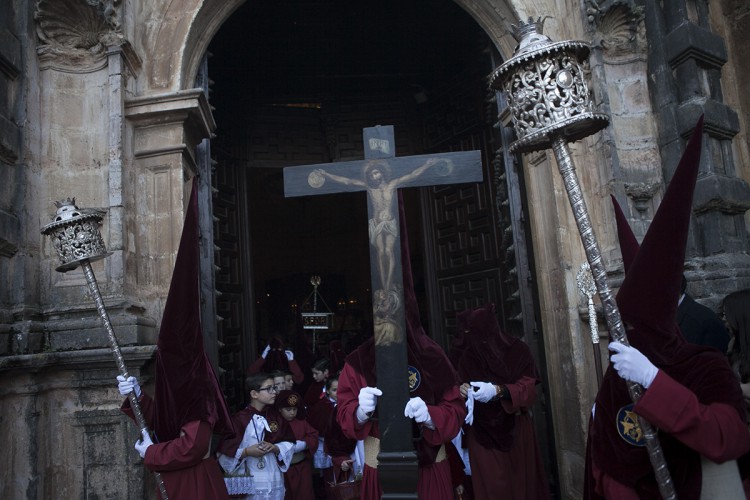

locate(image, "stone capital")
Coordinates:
125 89 216 172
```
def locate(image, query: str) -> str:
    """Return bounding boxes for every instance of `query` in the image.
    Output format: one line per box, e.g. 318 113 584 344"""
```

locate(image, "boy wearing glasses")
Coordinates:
217 373 296 499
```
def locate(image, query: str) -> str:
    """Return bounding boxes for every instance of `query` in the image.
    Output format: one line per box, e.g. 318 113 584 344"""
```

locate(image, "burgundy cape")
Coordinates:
336 192 465 499
322 404 357 480
306 396 335 436
585 117 750 498
307 396 357 481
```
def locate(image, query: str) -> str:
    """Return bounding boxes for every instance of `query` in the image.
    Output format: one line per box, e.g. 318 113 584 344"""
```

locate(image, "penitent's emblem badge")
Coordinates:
287 394 298 407
268 420 279 433
408 365 421 392
617 404 646 447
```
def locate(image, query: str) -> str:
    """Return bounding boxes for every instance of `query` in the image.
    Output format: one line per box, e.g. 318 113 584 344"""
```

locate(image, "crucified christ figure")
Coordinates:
311 157 444 297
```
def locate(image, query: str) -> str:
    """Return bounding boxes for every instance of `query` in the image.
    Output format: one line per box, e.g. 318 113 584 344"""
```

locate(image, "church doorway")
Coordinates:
203 0 557 493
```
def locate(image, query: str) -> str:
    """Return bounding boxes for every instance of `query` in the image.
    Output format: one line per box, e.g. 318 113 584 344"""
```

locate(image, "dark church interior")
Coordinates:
207 0 493 377
203 1 548 446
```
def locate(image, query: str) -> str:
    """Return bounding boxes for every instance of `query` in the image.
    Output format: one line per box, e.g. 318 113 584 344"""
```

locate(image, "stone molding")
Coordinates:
125 89 216 187
0 345 155 377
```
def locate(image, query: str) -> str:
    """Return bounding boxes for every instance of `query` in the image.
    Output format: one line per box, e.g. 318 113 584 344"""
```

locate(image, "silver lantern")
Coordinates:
41 199 111 272
491 19 608 154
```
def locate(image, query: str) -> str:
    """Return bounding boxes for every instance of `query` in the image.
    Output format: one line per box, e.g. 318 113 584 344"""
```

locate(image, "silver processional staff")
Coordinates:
490 18 675 499
41 199 169 500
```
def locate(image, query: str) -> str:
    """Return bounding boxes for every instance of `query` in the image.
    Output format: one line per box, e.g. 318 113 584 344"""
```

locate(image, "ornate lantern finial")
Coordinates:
41 198 111 272
491 19 609 154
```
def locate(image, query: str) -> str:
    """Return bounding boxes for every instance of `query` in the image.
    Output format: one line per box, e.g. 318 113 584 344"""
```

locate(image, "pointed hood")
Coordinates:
610 195 639 273
615 116 703 361
589 116 749 495
152 178 234 441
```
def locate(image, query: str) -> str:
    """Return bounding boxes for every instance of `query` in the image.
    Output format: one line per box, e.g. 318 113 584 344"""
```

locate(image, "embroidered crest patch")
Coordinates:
268 420 279 433
408 365 421 392
616 404 646 447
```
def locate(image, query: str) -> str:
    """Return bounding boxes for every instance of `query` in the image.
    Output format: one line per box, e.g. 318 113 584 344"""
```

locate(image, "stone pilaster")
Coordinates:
643 2 750 302
124 88 216 326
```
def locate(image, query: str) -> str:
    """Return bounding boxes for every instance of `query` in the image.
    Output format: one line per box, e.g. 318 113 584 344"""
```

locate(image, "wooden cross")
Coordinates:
283 125 482 498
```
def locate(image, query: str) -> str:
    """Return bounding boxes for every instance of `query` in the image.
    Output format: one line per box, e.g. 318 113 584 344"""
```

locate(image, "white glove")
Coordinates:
261 345 271 359
356 387 382 422
117 375 141 398
135 429 153 458
609 341 659 389
292 440 307 453
470 381 496 403
285 350 294 361
404 397 434 428
465 391 475 425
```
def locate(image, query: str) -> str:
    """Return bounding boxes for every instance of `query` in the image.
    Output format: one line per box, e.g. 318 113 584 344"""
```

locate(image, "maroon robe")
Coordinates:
307 397 357 482
217 404 294 457
335 191 465 499
337 364 463 500
306 396 335 436
284 418 318 500
303 380 326 410
587 370 750 498
453 303 549 500
122 394 229 500
585 118 750 498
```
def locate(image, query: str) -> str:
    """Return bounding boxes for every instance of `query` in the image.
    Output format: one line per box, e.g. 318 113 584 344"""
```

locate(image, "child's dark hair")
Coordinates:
246 372 272 392
270 369 287 379
325 374 339 391
312 357 330 372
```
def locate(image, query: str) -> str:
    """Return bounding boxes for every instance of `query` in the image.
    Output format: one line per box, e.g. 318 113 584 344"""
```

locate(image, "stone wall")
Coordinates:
0 347 156 499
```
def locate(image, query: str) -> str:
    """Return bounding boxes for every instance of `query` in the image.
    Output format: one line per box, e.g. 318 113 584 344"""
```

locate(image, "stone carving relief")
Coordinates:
586 1 644 56
34 0 124 71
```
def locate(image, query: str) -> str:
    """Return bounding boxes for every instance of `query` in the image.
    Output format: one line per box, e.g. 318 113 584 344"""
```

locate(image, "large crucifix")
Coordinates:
284 125 482 497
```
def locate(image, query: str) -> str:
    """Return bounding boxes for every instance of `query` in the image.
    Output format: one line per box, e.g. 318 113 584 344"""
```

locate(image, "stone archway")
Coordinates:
133 1 604 497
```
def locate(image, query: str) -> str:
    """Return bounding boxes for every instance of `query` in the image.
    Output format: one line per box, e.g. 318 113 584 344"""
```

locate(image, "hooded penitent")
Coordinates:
151 179 234 442
259 336 294 373
452 302 539 451
588 116 747 497
344 190 460 464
